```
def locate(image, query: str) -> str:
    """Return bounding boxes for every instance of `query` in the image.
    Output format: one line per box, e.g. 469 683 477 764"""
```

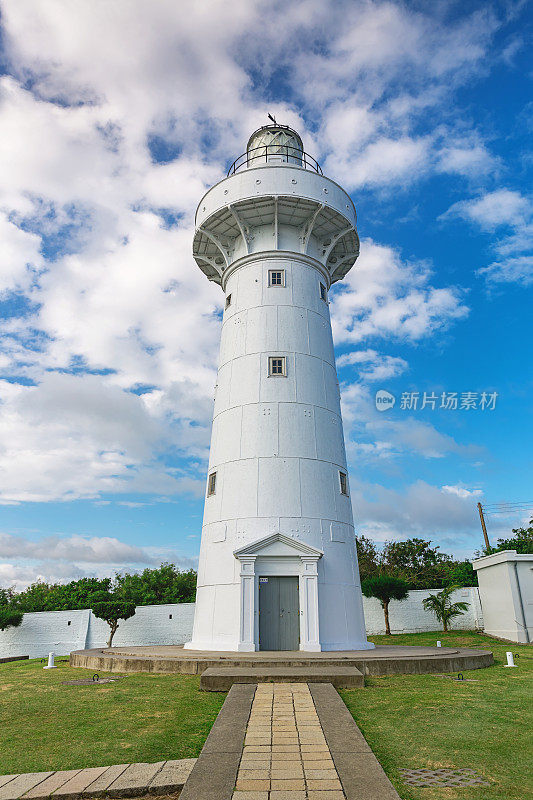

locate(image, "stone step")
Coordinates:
200 665 364 691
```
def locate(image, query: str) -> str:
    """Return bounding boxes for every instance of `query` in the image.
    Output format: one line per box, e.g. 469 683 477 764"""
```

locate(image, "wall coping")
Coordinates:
473 549 533 570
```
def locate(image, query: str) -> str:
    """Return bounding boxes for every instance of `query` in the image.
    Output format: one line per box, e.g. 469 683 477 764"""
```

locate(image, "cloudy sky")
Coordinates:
0 0 531 589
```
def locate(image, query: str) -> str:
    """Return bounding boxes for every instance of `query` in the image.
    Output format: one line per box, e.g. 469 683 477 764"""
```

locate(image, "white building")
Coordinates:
185 125 373 652
473 550 533 643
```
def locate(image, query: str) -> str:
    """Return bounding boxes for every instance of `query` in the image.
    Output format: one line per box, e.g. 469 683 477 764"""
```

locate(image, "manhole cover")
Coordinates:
400 768 490 787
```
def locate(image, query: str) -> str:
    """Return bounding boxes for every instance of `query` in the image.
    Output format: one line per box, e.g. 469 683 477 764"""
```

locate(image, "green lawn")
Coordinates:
341 630 533 800
0 660 225 774
1 631 531 800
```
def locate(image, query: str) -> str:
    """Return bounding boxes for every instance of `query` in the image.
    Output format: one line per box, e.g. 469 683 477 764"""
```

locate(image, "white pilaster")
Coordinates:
238 555 257 652
300 556 321 652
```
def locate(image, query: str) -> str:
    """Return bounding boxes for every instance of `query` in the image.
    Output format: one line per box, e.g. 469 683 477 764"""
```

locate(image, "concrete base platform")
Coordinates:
70 644 493 677
200 664 365 690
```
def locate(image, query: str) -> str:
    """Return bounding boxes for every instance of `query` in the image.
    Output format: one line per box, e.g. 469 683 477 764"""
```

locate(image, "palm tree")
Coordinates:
422 585 469 632
361 575 409 635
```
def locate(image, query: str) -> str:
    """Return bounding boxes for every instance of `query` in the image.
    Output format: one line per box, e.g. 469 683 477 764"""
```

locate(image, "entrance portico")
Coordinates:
233 533 323 653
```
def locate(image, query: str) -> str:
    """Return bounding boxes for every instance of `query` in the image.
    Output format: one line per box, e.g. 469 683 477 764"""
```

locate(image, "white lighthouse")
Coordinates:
186 124 373 652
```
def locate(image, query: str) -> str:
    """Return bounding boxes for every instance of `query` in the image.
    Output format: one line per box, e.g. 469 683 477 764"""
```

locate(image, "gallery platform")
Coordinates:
70 644 493 688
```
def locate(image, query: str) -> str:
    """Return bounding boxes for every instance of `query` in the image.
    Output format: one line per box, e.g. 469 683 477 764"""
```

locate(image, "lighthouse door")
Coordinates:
259 576 300 651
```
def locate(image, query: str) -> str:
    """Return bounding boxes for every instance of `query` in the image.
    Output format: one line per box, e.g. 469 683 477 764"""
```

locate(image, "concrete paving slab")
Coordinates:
148 759 196 791
180 684 256 800
23 771 81 798
181 752 242 800
201 684 255 755
310 683 400 800
52 767 109 797
0 774 53 800
333 751 401 800
201 666 364 691
81 765 129 796
105 762 164 796
309 683 371 753
0 780 17 792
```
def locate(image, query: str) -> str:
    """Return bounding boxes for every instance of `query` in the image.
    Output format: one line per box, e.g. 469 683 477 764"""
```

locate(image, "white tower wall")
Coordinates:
187 126 373 652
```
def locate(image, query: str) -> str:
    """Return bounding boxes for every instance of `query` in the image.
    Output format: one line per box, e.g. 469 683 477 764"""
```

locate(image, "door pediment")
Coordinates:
234 532 323 559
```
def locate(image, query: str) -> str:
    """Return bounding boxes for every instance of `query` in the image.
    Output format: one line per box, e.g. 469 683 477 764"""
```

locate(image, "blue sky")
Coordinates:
0 0 531 588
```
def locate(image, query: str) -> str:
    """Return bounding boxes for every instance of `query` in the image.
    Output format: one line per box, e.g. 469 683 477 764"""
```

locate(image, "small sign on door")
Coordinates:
259 577 268 583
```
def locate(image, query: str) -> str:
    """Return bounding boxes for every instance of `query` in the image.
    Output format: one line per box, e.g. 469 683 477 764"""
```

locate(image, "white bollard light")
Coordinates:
504 651 517 668
43 652 57 669
436 641 442 647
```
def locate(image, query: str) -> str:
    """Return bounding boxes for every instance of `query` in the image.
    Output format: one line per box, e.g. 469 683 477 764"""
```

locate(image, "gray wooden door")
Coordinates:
259 576 299 651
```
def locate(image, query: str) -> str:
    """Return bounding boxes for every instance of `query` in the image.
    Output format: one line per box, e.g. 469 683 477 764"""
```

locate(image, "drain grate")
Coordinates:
400 768 491 787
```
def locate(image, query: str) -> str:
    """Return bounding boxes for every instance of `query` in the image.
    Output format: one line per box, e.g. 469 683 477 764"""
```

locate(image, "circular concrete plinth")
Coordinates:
70 644 493 676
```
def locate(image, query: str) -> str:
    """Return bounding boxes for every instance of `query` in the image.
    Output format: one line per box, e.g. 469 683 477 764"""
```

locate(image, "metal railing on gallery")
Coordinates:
227 144 323 176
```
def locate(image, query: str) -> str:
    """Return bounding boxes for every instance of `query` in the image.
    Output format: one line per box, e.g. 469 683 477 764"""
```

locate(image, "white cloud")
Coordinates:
351 478 482 541
0 374 206 504
0 532 151 564
0 211 43 292
444 189 533 285
326 136 431 190
330 239 468 345
0 0 512 506
340 382 479 462
446 189 530 229
336 349 408 381
442 485 482 498
436 139 497 178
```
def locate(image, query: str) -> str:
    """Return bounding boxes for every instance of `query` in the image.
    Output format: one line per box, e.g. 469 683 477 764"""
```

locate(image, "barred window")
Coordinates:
339 471 348 496
207 471 217 496
269 356 286 376
269 269 285 286
225 294 232 309
320 282 327 301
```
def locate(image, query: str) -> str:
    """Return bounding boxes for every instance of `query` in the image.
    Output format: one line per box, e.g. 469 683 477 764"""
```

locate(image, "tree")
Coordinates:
361 575 409 635
381 538 454 589
0 605 23 632
479 518 533 557
90 591 136 648
13 577 112 613
422 585 469 632
355 536 380 583
447 560 477 587
114 564 197 605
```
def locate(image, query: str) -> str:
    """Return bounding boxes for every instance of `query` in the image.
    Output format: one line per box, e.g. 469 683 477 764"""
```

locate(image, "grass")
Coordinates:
0 659 225 774
1 631 531 800
340 630 533 800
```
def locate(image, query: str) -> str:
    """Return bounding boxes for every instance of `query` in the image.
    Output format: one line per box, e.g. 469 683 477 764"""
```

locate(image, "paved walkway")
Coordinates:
234 683 343 798
1 682 401 800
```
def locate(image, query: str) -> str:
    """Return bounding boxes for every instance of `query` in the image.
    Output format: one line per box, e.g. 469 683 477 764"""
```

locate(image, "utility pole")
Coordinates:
477 502 490 550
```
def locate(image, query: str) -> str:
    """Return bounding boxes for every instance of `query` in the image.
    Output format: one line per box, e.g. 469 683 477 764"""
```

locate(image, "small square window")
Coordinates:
339 471 349 495
269 269 285 286
320 282 327 301
225 294 232 309
169 614 173 620
67 620 71 626
269 356 286 376
207 471 217 496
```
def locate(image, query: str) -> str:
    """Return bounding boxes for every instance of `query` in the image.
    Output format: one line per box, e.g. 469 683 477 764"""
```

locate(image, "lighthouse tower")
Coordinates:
186 124 373 652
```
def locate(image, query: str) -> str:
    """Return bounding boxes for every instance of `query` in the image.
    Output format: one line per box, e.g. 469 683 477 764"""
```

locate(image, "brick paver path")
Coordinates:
233 682 345 799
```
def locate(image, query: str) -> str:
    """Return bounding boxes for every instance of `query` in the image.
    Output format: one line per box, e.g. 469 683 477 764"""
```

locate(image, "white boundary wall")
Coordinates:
362 587 483 636
0 589 482 659
0 603 195 659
